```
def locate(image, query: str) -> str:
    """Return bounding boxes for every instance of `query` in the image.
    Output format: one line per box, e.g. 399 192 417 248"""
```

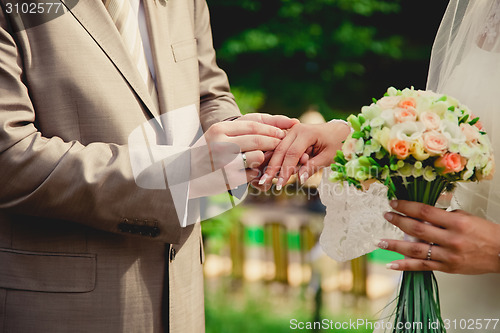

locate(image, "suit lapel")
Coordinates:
61 0 161 119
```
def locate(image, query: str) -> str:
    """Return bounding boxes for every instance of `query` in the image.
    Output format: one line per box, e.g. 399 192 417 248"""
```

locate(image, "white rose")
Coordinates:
361 104 382 120
401 87 418 98
391 122 426 142
441 120 465 145
381 108 396 127
377 96 400 110
370 117 385 128
431 101 449 117
462 169 474 180
387 87 398 96
458 142 476 159
443 110 459 123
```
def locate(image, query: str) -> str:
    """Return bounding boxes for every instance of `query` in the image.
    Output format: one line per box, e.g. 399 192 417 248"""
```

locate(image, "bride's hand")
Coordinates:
379 200 500 275
257 121 351 189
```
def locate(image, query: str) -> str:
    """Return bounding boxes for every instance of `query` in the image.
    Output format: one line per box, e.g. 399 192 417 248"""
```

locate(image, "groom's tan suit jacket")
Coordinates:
0 0 240 332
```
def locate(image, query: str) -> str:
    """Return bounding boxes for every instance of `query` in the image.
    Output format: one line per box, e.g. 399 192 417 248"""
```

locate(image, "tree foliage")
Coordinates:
208 0 448 119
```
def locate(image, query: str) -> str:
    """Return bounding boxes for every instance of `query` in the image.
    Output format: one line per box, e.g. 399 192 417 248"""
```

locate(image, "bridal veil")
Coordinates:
319 0 500 262
428 0 500 221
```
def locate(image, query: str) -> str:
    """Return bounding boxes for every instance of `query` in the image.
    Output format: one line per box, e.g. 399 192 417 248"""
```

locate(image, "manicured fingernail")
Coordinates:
258 174 269 185
277 129 286 138
389 200 398 208
384 212 393 221
386 263 399 270
300 172 309 184
376 240 389 249
276 177 284 190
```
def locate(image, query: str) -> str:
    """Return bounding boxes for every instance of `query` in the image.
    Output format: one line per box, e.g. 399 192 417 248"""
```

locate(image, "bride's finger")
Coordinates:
384 211 449 246
258 131 298 186
390 200 456 229
299 153 309 166
385 258 445 272
276 137 313 188
378 239 444 262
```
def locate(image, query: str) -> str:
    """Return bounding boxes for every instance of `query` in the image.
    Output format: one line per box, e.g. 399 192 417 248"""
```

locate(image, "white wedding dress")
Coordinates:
319 0 500 330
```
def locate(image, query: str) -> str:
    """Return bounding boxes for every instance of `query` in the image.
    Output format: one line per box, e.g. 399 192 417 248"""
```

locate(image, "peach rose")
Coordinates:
475 120 484 131
423 130 448 155
460 123 480 142
389 139 410 159
434 153 466 174
394 107 417 123
419 111 441 130
398 97 417 109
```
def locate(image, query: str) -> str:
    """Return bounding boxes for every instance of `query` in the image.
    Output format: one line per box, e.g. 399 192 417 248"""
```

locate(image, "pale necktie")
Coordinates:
102 0 159 111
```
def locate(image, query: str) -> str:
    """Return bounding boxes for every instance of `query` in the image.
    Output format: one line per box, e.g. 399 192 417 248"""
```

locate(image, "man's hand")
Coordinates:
189 115 293 198
235 113 300 132
257 121 351 190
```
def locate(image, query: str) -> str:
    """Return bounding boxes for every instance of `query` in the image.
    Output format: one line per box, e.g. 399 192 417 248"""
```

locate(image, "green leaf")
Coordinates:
352 131 363 139
334 150 347 164
469 117 480 126
436 95 447 102
459 114 469 124
358 156 371 166
347 114 361 131
368 157 380 167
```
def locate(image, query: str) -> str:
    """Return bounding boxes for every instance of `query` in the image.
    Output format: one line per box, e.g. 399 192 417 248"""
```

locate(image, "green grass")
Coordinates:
205 279 373 333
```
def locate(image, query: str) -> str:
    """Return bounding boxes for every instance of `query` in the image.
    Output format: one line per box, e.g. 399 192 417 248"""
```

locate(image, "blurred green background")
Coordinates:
202 1 449 332
209 0 448 118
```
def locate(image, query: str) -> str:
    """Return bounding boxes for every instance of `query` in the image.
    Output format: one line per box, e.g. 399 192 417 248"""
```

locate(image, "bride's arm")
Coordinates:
379 200 500 274
257 120 351 189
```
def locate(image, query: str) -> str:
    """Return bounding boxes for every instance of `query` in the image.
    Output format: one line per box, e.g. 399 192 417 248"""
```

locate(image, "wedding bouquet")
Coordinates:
330 87 494 332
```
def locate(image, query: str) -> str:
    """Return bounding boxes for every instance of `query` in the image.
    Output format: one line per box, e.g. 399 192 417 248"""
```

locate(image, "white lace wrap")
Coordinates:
318 169 403 262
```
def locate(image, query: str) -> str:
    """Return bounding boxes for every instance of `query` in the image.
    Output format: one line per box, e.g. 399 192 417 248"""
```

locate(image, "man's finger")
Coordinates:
224 120 286 139
240 113 299 130
242 150 265 169
231 135 281 153
257 114 300 130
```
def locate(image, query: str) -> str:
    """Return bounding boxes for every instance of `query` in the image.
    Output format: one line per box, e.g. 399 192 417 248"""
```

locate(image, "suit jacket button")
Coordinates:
170 247 176 262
